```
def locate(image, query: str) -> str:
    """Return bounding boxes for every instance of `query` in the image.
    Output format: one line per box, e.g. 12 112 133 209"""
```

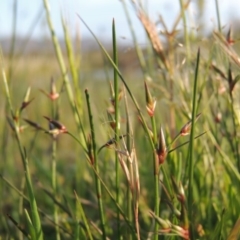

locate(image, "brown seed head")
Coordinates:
144 81 156 117
180 113 201 136
157 126 167 164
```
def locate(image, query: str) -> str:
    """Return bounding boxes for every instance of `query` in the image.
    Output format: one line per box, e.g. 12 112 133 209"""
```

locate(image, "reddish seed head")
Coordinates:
226 27 235 46
173 225 189 239
146 100 156 117
214 112 222 123
157 151 167 164
20 99 34 112
157 127 167 164
44 116 68 136
49 78 59 100
24 119 45 131
40 79 59 101
144 81 156 117
180 113 201 136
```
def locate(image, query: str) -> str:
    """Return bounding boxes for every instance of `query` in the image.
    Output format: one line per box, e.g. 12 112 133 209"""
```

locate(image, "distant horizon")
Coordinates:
1 0 240 49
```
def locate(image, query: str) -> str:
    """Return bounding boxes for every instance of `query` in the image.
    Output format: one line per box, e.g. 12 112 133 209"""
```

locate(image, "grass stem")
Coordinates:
85 89 107 240
112 19 121 239
187 48 200 238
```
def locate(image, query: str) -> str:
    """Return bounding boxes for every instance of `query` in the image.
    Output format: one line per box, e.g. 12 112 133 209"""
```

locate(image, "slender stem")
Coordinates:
90 164 137 237
150 116 159 240
215 0 221 32
62 17 83 117
52 139 60 240
50 94 61 240
43 0 85 147
85 89 106 240
125 93 133 240
2 59 43 240
153 169 159 239
188 48 200 239
112 19 121 239
229 95 240 172
18 177 25 240
74 191 93 240
151 117 157 146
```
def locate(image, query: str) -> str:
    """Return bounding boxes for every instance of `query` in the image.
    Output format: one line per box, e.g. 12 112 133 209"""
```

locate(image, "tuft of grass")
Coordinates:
1 1 240 239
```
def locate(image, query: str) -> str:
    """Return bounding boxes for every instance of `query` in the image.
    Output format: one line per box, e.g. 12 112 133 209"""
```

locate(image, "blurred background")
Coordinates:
1 0 240 50
1 0 240 90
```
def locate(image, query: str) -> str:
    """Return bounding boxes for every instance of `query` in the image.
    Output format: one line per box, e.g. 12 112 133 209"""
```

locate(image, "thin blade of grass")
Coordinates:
85 89 107 240
112 18 121 239
187 48 200 238
227 218 240 240
74 191 93 240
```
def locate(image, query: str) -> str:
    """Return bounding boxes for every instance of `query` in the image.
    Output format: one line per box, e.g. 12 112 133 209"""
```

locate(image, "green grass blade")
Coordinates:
42 0 83 134
112 19 121 239
187 48 200 238
85 89 107 240
24 209 36 239
74 191 93 240
215 0 222 32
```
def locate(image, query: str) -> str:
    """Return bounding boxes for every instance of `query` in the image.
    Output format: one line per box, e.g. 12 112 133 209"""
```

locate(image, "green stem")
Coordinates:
43 0 85 145
112 19 121 239
229 95 240 172
215 0 221 32
150 116 159 240
74 191 93 240
2 60 43 240
125 93 133 240
188 48 200 239
154 171 159 239
90 163 137 238
52 139 60 240
85 89 106 240
51 93 60 240
18 177 25 240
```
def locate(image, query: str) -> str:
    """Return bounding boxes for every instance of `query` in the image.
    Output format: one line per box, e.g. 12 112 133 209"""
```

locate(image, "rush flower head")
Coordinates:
226 26 235 46
180 113 201 136
24 119 45 131
44 116 67 137
20 87 34 113
40 78 59 101
157 126 167 164
171 177 185 204
214 112 222 123
144 81 156 117
172 225 189 239
107 110 116 130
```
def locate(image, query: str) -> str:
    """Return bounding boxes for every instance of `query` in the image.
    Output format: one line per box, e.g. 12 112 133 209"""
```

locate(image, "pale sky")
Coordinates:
0 0 239 44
